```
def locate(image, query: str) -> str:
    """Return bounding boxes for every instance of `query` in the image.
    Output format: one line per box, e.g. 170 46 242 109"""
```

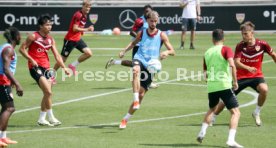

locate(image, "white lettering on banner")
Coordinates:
158 15 215 25
198 16 215 24
4 13 60 26
263 10 276 23
158 14 182 24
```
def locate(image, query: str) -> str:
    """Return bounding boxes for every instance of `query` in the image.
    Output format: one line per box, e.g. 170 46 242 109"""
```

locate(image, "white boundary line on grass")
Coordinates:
10 59 273 133
14 73 202 114
9 87 257 134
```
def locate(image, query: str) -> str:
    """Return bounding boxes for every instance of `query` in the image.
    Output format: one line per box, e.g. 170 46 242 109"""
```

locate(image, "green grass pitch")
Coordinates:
0 31 275 148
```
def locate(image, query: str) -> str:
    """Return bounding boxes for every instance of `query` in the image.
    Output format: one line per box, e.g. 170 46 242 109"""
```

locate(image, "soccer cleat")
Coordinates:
196 136 204 144
252 113 262 126
226 141 244 148
68 64 77 76
49 117 62 126
1 137 18 144
119 119 127 129
37 119 54 126
149 82 159 89
190 44 195 50
0 140 8 147
105 57 114 69
133 101 140 110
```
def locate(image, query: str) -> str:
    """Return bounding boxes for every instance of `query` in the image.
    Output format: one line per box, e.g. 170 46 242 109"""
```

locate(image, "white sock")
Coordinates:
133 92 139 102
0 131 6 138
114 60 122 65
39 111 47 120
123 113 132 121
254 105 262 115
47 109 55 119
71 60 80 67
198 122 208 137
228 129 236 142
211 114 217 122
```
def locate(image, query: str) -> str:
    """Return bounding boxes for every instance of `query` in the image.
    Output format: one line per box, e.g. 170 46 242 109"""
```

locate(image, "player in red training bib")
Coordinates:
211 21 276 127
20 14 70 126
53 0 94 79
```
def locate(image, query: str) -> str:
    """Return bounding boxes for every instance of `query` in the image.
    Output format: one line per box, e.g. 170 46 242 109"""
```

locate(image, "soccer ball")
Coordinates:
112 27 121 35
147 59 162 73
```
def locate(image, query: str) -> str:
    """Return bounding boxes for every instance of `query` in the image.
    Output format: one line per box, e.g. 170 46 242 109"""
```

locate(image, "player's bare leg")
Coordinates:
119 88 147 129
190 29 195 49
226 108 243 148
180 30 186 49
121 60 132 67
69 47 92 75
210 101 225 126
252 83 268 126
77 47 92 63
132 64 141 110
37 77 54 126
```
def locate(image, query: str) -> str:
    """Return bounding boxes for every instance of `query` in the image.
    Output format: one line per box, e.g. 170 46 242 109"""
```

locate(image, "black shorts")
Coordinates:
208 89 239 110
132 59 153 91
0 85 13 104
235 78 265 95
29 66 53 84
61 39 88 57
132 46 139 59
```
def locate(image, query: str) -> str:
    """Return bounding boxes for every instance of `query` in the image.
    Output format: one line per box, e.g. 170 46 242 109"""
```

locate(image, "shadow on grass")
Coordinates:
8 124 39 128
92 87 127 90
177 123 229 127
74 124 118 129
139 143 227 148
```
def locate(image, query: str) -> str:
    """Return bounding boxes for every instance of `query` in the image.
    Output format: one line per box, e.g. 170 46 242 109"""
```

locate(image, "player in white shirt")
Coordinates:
179 0 201 49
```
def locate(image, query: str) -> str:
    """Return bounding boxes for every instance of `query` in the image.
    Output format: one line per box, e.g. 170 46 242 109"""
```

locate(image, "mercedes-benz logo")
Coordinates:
119 9 137 29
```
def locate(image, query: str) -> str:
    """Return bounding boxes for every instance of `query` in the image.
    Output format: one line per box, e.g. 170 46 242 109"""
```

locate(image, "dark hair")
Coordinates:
37 14 52 26
143 4 153 11
3 27 20 44
212 29 224 42
240 21 255 31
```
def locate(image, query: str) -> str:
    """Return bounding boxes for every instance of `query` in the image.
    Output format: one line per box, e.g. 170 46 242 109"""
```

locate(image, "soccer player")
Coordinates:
53 0 94 78
179 0 201 49
118 11 175 129
105 4 153 69
211 21 276 127
196 29 243 148
0 27 23 146
105 5 159 88
20 14 70 126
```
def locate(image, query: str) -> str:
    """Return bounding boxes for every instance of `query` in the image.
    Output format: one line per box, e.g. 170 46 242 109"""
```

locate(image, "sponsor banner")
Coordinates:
0 6 275 31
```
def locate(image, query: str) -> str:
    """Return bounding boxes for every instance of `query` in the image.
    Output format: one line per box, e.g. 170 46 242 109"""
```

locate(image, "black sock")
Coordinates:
181 41 184 47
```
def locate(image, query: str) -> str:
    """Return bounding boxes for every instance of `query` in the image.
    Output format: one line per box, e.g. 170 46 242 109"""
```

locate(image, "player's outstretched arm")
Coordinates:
2 48 23 96
270 51 276 63
228 58 238 90
179 1 188 8
19 34 38 67
234 58 257 73
119 31 142 58
73 24 94 32
160 32 175 60
51 40 70 75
